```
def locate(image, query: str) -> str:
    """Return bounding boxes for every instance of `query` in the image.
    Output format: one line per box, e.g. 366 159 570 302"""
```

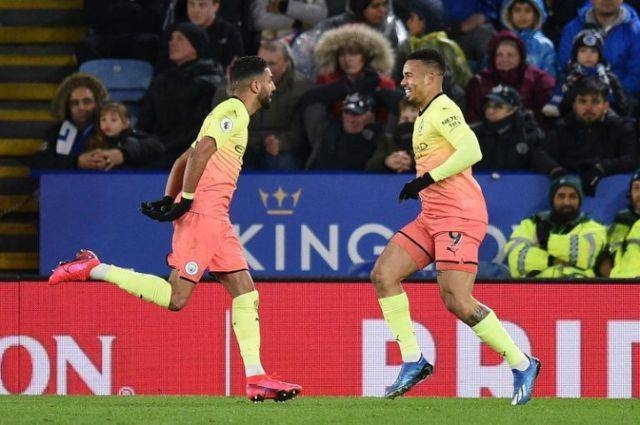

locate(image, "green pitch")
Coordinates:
0 396 637 425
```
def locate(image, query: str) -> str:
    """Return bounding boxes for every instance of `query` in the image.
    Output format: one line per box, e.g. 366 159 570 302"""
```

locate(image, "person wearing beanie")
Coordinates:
558 0 640 97
599 169 640 278
136 21 223 167
158 0 243 72
542 27 628 118
533 77 637 197
505 175 607 278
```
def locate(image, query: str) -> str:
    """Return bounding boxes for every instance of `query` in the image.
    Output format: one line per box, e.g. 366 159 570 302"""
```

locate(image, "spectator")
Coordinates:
169 0 259 56
76 0 163 64
599 169 640 278
158 0 242 72
290 0 408 78
465 30 555 125
309 23 396 123
137 23 221 168
401 1 473 88
443 0 499 67
213 40 311 170
31 73 108 170
306 92 386 170
92 101 164 169
472 84 544 170
533 77 638 196
558 0 640 98
251 0 328 41
499 0 556 77
505 176 607 278
542 27 628 118
366 98 417 173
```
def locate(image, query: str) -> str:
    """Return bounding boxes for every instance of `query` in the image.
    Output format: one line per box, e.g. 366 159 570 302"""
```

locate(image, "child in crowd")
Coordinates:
542 28 628 118
500 0 556 77
404 1 472 88
91 101 164 169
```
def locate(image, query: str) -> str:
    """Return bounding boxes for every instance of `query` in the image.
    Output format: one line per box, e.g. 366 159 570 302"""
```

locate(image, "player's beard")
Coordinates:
258 91 272 109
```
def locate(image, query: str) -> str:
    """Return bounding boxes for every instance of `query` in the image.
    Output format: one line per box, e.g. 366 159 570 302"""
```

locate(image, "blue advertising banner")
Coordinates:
40 173 632 277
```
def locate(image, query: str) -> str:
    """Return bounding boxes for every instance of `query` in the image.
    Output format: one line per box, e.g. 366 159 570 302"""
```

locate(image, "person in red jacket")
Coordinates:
465 29 555 126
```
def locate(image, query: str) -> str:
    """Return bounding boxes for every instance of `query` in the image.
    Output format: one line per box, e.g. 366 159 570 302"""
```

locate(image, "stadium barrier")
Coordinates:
39 172 633 277
1 281 638 398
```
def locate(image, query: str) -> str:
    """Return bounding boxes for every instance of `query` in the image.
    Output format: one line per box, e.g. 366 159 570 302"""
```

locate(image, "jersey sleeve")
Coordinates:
192 103 242 149
429 99 482 181
433 101 476 148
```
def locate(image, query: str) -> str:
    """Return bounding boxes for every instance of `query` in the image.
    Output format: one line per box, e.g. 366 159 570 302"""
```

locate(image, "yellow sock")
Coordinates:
472 310 527 367
379 292 421 362
232 290 264 376
104 265 171 309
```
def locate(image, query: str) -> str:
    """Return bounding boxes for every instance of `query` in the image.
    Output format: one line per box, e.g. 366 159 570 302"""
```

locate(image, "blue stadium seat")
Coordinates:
79 59 153 103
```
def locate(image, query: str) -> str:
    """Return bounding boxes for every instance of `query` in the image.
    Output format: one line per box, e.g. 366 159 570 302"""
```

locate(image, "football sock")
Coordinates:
232 290 265 377
472 310 529 371
92 264 171 309
379 292 421 362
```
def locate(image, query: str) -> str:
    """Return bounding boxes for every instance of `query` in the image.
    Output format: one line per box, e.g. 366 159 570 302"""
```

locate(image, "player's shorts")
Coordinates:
391 214 487 274
167 212 248 283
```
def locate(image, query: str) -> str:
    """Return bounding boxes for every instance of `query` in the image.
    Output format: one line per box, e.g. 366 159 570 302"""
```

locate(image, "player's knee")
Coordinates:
441 293 468 317
370 262 387 287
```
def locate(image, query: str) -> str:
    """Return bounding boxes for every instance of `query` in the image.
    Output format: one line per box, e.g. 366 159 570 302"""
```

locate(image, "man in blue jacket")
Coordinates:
558 0 640 97
443 0 500 66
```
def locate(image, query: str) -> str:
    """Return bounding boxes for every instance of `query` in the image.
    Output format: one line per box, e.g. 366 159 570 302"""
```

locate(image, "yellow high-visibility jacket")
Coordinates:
505 212 607 278
608 209 640 278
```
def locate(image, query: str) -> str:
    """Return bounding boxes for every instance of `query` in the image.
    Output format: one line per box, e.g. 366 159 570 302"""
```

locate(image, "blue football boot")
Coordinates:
511 354 541 405
384 355 433 399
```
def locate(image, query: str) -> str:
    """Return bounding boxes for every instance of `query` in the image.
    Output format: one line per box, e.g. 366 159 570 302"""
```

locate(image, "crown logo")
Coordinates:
259 186 302 215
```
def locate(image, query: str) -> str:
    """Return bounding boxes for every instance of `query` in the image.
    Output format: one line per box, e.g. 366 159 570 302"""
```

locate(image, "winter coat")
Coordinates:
406 31 473 87
607 209 640 278
137 58 220 168
102 128 164 168
505 211 607 278
307 119 385 170
312 24 396 122
499 0 556 77
558 3 640 95
290 0 408 78
465 30 555 124
533 110 638 176
472 110 543 170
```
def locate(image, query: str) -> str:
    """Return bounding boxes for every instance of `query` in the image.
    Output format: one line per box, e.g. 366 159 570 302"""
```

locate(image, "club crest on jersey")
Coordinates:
185 261 199 275
220 117 233 132
446 232 463 252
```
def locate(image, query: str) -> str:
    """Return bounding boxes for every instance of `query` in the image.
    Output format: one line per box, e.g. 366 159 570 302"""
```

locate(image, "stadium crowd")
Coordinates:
30 0 640 278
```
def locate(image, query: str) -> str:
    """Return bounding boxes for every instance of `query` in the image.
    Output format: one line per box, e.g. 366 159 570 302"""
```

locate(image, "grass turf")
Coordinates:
0 396 637 424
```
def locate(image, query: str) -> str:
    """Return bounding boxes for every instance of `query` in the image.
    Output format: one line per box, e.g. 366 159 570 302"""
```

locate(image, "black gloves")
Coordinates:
399 173 435 202
140 195 192 222
140 195 173 215
536 220 552 250
580 165 605 197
